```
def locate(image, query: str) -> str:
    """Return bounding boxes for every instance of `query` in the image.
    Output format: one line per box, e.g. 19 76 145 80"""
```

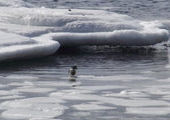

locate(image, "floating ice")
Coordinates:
0 97 66 119
143 85 170 95
40 29 168 47
12 86 55 93
71 111 91 117
104 90 148 98
0 31 60 61
50 90 170 107
0 4 168 61
126 107 170 115
72 103 115 111
0 95 24 100
0 89 24 100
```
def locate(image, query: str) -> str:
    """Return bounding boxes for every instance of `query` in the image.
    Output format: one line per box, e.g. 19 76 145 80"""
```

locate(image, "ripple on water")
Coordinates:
11 86 56 93
78 75 153 82
6 75 39 80
30 118 61 120
77 85 127 91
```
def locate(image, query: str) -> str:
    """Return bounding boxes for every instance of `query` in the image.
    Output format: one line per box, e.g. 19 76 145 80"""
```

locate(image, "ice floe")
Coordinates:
72 103 115 111
126 107 170 115
0 5 168 61
50 90 170 107
104 90 148 98
0 31 60 61
12 86 55 93
0 97 66 119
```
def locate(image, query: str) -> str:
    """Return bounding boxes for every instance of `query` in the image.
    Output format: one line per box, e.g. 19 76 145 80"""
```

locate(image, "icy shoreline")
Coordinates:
0 4 169 61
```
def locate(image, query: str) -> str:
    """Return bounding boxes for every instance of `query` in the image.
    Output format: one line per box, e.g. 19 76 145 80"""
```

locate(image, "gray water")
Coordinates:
0 0 170 120
24 0 170 20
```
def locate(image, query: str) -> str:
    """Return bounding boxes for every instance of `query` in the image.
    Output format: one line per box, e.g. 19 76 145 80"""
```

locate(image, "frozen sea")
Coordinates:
0 0 170 120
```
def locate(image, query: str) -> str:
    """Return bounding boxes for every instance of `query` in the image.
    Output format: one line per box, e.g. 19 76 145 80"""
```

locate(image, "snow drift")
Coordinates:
0 1 168 61
0 31 60 61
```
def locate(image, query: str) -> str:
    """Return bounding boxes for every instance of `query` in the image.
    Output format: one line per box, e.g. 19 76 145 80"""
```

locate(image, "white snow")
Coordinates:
0 5 168 61
41 29 168 47
0 31 60 61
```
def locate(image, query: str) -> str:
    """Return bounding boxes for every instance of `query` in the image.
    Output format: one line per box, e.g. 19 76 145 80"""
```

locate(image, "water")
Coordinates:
24 0 170 20
0 0 170 120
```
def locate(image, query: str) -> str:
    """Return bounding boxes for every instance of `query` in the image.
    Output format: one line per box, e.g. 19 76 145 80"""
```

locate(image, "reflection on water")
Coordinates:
0 46 170 120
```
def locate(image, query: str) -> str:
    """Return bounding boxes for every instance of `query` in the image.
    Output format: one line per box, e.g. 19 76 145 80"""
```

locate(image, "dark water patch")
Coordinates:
59 45 159 55
0 56 58 72
0 46 167 73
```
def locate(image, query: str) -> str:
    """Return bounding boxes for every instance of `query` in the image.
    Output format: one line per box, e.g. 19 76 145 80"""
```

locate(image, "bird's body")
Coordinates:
69 68 76 76
68 66 77 81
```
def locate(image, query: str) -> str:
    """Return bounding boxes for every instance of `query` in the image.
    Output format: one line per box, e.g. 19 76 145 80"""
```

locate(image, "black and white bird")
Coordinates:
68 66 78 81
69 66 77 77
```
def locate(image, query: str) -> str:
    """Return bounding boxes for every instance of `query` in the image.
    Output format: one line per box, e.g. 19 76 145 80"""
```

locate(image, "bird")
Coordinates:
68 9 72 12
69 65 77 76
68 66 77 81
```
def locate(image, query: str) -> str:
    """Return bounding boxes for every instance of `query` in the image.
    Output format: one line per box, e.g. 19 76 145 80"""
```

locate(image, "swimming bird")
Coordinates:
68 66 77 82
69 65 77 76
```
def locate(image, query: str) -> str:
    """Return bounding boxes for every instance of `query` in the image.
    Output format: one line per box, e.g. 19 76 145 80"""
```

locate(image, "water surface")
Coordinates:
0 0 170 120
